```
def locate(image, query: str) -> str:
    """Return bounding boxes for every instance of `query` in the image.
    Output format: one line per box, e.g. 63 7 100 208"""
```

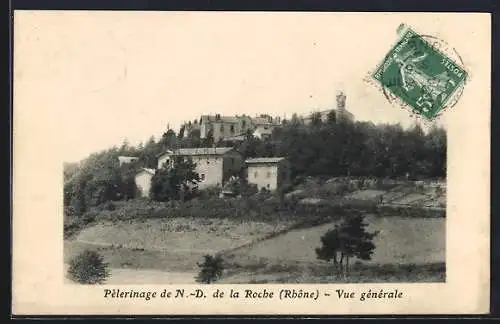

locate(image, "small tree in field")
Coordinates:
67 250 110 284
316 214 378 278
195 254 224 284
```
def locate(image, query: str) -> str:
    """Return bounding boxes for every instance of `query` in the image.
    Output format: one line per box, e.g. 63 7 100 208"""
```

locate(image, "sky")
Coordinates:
13 11 474 163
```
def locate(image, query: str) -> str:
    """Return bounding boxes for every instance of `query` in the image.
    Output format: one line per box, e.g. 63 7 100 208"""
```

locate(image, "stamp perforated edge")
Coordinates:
364 23 472 123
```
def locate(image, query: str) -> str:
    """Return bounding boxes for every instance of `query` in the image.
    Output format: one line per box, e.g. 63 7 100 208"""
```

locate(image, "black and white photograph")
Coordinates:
13 10 490 315
59 12 447 285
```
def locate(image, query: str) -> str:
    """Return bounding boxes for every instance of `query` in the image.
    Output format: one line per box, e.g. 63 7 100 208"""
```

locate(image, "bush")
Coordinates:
67 250 110 284
195 254 224 284
63 211 99 239
198 186 222 199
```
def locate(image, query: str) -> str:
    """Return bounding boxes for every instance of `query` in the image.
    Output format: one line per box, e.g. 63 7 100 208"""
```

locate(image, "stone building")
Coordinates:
245 157 291 192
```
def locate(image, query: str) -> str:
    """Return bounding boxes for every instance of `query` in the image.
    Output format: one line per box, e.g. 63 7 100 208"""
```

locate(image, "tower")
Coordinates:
336 90 346 111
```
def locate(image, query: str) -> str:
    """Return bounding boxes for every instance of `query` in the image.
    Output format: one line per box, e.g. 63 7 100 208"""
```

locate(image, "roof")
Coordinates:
200 115 241 124
251 117 272 125
136 168 155 175
159 147 235 157
245 157 286 164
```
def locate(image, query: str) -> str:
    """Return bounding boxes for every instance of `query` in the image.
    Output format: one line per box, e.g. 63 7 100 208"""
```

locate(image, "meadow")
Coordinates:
64 179 446 284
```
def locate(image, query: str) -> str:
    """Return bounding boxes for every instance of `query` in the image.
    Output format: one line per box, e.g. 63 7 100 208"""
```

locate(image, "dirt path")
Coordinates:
64 264 196 284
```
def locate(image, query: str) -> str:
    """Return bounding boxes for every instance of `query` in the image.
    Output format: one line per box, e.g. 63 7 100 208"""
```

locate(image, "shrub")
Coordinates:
242 183 258 197
67 250 110 284
63 211 99 239
198 186 222 199
195 254 224 284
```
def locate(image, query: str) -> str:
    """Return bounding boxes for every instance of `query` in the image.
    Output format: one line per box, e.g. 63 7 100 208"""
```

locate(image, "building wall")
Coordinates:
200 122 210 139
135 171 154 198
247 161 291 192
247 164 280 191
253 126 272 140
191 155 224 189
157 152 243 189
211 122 239 143
200 115 263 141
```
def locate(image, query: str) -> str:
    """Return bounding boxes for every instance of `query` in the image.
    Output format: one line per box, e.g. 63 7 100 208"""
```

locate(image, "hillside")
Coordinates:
63 117 446 221
64 178 446 283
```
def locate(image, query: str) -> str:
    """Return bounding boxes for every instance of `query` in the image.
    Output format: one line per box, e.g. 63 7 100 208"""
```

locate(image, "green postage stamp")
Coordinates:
371 24 468 120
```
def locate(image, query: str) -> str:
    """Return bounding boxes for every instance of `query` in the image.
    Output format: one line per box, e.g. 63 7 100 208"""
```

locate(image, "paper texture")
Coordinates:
12 11 490 315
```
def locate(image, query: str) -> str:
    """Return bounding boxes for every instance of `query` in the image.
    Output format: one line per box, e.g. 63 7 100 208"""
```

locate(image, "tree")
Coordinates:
310 112 323 127
326 110 337 125
316 224 342 266
67 250 110 284
316 214 379 278
178 125 186 139
202 129 214 147
290 113 301 127
160 129 177 150
150 156 200 202
195 254 224 284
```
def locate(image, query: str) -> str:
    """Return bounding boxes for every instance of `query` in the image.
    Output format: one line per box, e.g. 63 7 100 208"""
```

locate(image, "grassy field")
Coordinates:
64 179 446 283
228 215 445 265
218 260 445 284
73 217 292 253
65 217 295 273
220 215 445 283
64 240 204 272
64 263 196 284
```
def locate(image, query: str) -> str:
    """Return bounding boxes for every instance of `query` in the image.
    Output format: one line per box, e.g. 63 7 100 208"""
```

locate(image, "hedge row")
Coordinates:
64 196 445 239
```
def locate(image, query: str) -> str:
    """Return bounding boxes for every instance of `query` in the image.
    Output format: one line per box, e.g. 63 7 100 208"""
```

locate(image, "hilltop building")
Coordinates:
181 120 201 138
253 125 273 140
197 114 282 143
303 91 354 125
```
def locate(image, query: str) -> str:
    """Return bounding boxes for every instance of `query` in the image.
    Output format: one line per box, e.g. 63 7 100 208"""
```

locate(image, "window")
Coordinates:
254 171 258 178
266 171 271 178
220 124 224 132
200 174 206 181
230 125 235 134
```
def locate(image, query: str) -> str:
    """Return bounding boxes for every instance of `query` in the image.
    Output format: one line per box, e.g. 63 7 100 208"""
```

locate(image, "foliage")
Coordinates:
63 114 446 221
195 254 225 284
150 156 200 202
67 249 110 284
316 214 379 276
63 146 140 216
63 211 98 239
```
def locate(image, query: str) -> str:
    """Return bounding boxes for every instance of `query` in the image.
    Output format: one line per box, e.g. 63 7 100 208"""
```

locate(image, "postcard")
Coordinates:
12 11 490 315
